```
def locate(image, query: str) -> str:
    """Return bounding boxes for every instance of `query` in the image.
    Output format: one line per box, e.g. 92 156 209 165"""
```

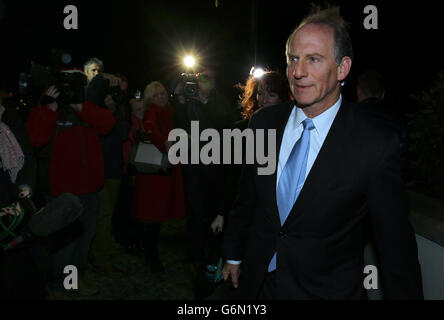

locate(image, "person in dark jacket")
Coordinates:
356 69 408 177
222 6 422 300
0 98 46 299
213 70 291 234
90 75 130 278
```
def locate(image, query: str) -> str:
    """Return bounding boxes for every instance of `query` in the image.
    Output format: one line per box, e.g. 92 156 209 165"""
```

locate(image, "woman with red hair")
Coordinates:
212 70 291 235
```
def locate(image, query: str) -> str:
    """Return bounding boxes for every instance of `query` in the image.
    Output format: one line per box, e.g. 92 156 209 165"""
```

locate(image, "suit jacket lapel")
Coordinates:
281 101 352 229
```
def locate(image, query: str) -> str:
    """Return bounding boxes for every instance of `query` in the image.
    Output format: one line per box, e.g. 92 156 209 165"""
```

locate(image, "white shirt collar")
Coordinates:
294 94 342 141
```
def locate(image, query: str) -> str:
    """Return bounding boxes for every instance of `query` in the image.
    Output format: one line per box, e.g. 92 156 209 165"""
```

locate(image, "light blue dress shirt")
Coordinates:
276 95 342 187
227 95 342 266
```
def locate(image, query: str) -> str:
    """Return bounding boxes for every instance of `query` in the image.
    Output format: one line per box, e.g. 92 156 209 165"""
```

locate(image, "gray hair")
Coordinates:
286 5 354 65
84 57 104 73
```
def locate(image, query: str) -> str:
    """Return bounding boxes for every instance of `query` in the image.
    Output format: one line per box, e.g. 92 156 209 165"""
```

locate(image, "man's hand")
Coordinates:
69 103 83 112
45 86 60 111
211 215 224 233
0 202 22 217
222 262 241 288
176 95 186 105
102 73 121 87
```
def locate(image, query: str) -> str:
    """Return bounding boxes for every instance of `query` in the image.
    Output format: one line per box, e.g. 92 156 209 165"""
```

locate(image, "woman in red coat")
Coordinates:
129 81 185 271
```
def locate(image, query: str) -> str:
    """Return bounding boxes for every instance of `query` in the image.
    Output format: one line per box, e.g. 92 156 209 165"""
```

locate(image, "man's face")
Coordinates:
85 63 100 82
286 23 350 111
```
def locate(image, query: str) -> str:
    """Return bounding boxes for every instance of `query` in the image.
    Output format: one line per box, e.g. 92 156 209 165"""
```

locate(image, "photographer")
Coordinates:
26 70 115 296
90 73 131 278
84 57 124 108
172 70 234 297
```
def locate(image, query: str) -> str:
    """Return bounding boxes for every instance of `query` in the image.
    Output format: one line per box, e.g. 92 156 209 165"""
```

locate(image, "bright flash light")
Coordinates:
250 66 265 79
184 55 196 68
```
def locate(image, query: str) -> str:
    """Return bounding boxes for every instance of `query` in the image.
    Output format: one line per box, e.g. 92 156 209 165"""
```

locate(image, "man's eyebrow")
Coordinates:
287 53 325 59
306 53 325 58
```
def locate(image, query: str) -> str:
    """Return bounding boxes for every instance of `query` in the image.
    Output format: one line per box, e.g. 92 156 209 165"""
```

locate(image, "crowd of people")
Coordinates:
0 48 292 299
0 5 421 301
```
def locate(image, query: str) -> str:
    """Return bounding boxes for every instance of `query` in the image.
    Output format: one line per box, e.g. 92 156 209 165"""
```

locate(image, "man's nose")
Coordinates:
292 61 307 79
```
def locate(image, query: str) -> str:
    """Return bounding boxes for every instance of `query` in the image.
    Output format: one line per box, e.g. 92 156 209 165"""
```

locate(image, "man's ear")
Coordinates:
337 56 352 82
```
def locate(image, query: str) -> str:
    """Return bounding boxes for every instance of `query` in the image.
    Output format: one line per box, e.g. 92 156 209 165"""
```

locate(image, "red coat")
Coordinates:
26 101 115 196
129 104 185 222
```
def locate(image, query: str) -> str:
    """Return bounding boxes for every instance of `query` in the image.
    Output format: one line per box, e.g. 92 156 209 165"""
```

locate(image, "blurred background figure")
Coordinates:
84 58 104 84
355 69 408 176
89 73 131 278
172 69 234 287
84 57 124 108
0 90 36 209
171 68 239 298
206 70 290 299
0 91 46 299
237 69 291 129
126 81 186 272
26 70 115 296
113 97 145 255
214 70 291 233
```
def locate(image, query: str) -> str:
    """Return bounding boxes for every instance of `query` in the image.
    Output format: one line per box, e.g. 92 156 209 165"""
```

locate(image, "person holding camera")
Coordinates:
172 70 234 295
88 73 131 279
26 70 115 296
83 57 124 108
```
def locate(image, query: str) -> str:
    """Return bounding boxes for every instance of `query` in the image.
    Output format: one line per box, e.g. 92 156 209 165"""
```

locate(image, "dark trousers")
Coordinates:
48 192 99 289
182 164 223 264
257 271 277 300
0 243 49 299
140 221 162 261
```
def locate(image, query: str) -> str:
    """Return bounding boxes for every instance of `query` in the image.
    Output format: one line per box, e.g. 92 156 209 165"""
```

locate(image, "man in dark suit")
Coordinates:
221 6 423 299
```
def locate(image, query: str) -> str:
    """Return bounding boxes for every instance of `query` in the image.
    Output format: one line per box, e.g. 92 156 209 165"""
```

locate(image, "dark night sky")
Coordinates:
1 0 442 106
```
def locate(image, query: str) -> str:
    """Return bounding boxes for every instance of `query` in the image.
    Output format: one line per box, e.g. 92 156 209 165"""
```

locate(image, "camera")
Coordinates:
107 84 126 105
180 73 199 98
54 71 87 105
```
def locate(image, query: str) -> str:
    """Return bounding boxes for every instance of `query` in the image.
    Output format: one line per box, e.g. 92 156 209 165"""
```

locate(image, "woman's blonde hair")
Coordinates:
143 81 165 108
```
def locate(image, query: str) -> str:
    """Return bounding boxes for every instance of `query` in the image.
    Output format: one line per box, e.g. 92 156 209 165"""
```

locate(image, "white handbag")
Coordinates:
129 140 172 175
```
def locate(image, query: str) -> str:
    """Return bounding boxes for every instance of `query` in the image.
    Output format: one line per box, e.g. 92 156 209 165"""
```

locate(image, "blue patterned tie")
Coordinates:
268 118 315 272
